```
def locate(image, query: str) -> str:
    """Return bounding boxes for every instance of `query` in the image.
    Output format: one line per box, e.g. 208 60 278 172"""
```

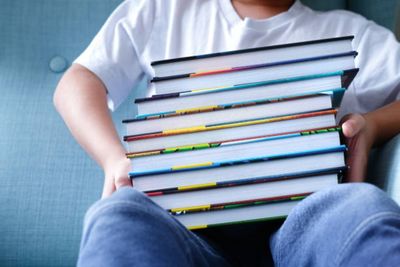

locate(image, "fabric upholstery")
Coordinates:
0 1 127 266
0 0 398 266
348 0 398 31
368 135 400 204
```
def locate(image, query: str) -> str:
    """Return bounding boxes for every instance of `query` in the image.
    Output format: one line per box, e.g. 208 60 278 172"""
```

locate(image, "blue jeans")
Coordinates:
77 183 400 267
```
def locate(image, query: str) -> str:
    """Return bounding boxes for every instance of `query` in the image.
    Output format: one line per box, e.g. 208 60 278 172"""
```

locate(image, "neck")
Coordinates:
231 0 295 20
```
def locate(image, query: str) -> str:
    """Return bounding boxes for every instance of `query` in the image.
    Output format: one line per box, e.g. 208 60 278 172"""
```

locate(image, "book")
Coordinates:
131 147 346 192
123 36 358 229
136 69 357 116
151 51 356 94
145 171 340 211
152 36 354 77
125 93 334 136
124 109 337 153
128 128 341 173
172 195 305 230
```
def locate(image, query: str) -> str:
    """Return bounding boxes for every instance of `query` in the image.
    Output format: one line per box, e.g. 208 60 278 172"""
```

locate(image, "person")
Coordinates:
53 0 400 266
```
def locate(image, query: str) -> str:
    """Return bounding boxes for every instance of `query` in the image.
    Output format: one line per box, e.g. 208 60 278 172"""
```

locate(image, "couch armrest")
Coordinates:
368 134 400 204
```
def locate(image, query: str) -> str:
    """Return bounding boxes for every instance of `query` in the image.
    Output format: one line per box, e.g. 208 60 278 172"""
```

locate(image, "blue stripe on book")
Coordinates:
130 145 347 177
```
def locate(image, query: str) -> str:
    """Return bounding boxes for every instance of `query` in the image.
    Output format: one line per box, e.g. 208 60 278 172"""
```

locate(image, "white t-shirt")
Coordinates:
75 0 400 120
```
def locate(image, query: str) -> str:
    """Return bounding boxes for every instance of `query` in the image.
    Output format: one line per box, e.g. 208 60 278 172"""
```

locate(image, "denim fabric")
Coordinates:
1 0 399 266
270 183 400 266
78 183 400 267
368 134 400 205
78 188 231 267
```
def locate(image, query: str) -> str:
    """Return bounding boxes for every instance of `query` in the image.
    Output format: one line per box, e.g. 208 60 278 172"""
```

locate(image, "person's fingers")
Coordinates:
102 178 116 199
344 130 368 182
346 148 368 182
341 114 366 138
101 157 132 198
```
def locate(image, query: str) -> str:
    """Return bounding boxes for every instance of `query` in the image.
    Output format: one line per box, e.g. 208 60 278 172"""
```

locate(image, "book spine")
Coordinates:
134 70 346 104
131 88 344 120
130 145 347 177
150 36 354 66
126 126 342 159
171 193 310 215
123 109 337 142
151 51 357 82
144 167 346 196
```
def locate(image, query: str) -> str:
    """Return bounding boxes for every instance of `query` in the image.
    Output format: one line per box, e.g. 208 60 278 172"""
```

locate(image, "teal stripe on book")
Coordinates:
179 70 344 97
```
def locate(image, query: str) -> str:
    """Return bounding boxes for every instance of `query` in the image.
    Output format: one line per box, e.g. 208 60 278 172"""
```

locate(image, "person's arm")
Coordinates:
53 63 132 198
341 100 400 182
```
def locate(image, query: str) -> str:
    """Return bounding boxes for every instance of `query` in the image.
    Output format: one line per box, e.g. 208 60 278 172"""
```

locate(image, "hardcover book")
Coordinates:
123 36 358 229
135 69 357 116
152 36 354 77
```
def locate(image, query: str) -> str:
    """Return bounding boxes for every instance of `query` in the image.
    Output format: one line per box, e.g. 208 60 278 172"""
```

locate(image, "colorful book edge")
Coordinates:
151 36 354 66
126 127 342 159
151 51 358 83
145 166 347 196
129 145 347 177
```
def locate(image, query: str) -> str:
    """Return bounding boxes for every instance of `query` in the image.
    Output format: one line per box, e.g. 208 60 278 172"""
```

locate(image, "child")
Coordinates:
54 0 400 266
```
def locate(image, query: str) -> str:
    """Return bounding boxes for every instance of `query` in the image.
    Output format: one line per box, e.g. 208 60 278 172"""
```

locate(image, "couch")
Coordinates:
1 0 399 266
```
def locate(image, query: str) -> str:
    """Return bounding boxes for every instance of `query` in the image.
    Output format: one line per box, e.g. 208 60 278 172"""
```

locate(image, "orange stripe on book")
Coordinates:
190 68 232 77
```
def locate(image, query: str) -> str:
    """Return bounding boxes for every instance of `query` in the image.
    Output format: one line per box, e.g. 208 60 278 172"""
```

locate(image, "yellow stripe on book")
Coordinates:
188 225 208 230
126 151 160 158
171 204 211 213
211 117 279 130
178 182 217 191
175 105 218 114
163 125 206 135
165 117 281 135
163 114 296 135
172 162 213 170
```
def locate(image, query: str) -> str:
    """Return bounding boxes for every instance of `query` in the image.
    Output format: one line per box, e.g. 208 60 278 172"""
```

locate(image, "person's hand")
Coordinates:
340 113 376 182
102 155 132 198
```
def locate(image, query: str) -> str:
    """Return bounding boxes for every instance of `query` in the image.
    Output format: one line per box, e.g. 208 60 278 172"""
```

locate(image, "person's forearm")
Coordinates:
53 64 126 171
365 100 400 147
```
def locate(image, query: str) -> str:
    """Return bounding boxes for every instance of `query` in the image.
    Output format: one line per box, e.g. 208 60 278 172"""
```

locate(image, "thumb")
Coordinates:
115 174 133 189
341 114 366 138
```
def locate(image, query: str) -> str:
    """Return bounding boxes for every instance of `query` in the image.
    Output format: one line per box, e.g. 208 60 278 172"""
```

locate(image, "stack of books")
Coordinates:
122 36 358 230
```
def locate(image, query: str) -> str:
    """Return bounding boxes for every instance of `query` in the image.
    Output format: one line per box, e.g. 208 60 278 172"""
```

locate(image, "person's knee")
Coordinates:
290 182 400 231
84 187 160 225
270 183 400 266
325 183 399 214
280 183 400 235
334 182 383 200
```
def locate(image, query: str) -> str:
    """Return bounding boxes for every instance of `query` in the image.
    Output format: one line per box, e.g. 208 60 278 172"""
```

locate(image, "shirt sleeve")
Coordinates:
350 21 400 113
74 0 156 111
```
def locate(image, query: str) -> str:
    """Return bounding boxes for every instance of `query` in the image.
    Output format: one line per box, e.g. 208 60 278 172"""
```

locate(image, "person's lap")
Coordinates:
270 183 400 266
78 183 400 267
